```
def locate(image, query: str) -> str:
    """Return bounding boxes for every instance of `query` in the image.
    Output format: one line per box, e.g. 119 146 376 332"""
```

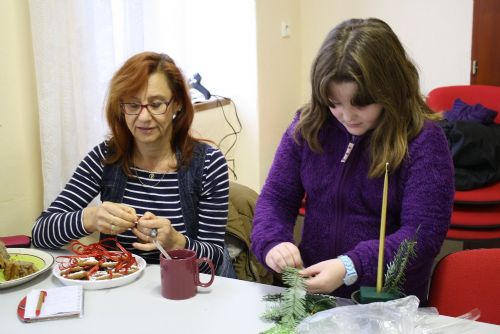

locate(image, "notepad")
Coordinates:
23 286 83 321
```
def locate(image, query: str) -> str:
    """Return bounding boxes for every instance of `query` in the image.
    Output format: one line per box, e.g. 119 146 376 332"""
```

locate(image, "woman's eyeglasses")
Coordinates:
120 100 172 115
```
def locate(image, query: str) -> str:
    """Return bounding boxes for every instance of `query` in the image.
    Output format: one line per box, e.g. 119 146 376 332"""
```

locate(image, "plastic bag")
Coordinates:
296 295 480 334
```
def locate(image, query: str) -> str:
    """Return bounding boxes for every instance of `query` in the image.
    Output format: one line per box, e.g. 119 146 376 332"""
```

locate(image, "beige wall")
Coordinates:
0 0 43 236
254 0 473 189
256 0 302 187
191 103 239 182
298 0 473 102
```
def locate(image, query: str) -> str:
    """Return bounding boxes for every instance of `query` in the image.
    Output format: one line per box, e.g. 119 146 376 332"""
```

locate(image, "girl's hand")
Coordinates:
132 211 186 251
265 242 303 273
83 202 137 235
300 258 346 294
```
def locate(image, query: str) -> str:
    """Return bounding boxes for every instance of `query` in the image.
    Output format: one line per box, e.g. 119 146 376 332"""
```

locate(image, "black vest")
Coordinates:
100 142 234 277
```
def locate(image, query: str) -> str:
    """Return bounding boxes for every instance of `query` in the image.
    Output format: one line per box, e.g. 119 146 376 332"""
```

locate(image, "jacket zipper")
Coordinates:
333 135 358 256
341 140 356 163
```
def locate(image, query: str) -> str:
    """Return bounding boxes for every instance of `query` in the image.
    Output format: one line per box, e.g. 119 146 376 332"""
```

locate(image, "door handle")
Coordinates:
472 59 478 75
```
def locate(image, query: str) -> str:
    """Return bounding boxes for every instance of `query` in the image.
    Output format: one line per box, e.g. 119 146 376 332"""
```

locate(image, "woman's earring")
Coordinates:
173 109 181 120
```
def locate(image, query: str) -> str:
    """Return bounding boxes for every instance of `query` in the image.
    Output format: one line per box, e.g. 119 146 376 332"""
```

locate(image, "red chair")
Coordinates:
428 248 500 324
427 85 500 124
426 85 500 242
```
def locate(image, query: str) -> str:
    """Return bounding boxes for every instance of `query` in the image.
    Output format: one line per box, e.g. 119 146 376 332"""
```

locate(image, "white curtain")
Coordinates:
30 1 113 206
29 0 253 206
29 0 149 206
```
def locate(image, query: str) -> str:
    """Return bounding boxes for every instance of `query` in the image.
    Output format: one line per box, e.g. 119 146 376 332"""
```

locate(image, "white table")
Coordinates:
1 251 499 334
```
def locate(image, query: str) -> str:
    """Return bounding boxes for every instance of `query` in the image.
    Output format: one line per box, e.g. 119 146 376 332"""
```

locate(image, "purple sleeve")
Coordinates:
345 123 454 286
251 119 305 266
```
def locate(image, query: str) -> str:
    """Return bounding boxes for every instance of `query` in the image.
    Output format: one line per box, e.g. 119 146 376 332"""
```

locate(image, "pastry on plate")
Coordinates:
0 241 38 280
0 240 10 269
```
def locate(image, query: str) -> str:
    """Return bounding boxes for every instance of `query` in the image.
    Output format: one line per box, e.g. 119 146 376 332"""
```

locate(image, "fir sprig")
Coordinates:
261 267 336 334
383 230 419 295
304 294 337 314
261 324 295 334
261 267 306 331
280 267 307 326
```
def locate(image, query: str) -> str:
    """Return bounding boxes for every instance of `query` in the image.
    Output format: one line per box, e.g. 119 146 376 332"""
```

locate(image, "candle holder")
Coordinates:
356 227 419 303
356 286 402 304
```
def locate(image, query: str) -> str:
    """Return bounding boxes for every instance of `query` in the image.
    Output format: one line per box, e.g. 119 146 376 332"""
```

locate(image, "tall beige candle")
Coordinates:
376 162 389 293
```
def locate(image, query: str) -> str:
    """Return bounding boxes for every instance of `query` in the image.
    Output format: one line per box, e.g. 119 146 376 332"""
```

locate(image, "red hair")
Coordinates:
104 52 196 175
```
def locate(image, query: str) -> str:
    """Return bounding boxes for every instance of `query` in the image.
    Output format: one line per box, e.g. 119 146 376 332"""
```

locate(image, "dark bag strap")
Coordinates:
101 163 127 204
176 143 207 239
100 142 207 240
177 143 235 277
100 143 126 203
101 142 234 277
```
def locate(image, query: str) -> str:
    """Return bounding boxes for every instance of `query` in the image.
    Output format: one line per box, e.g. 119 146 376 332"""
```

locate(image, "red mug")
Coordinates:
160 249 215 300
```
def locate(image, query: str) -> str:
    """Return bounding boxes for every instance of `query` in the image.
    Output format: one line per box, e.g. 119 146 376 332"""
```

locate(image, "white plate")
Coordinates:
0 248 55 289
52 254 146 290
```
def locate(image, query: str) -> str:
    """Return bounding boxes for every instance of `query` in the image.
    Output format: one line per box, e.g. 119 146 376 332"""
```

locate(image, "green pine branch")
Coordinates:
383 229 419 295
261 267 336 334
261 324 295 334
280 267 307 326
261 229 420 333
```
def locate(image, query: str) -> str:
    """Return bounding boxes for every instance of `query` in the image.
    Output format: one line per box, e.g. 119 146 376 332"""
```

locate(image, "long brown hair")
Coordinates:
295 18 440 178
104 52 196 175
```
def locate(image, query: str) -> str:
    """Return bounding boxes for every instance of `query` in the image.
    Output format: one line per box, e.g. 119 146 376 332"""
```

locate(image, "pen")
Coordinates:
35 290 47 316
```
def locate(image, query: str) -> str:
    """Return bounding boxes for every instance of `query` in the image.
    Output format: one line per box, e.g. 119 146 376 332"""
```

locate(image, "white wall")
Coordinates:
298 0 473 103
183 0 260 192
191 0 304 191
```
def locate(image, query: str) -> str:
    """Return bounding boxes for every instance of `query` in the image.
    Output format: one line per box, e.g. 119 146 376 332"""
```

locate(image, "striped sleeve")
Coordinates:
31 143 106 249
185 146 229 273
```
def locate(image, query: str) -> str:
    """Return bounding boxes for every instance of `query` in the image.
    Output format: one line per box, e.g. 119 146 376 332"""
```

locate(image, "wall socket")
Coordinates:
281 21 290 38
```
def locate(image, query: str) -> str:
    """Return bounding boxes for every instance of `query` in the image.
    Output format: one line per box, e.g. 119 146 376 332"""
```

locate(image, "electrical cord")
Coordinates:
211 94 242 179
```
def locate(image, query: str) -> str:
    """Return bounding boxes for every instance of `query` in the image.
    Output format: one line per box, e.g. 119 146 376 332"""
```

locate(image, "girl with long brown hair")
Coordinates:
252 18 454 303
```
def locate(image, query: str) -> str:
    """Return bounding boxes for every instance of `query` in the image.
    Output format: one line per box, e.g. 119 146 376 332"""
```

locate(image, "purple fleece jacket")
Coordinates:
251 112 454 303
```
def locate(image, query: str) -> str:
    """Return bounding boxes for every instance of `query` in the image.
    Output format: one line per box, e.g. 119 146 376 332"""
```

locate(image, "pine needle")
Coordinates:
260 323 295 334
383 229 419 295
280 268 307 326
261 267 336 333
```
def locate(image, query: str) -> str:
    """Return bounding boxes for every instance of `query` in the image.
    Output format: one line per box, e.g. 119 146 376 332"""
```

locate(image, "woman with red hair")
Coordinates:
32 52 230 274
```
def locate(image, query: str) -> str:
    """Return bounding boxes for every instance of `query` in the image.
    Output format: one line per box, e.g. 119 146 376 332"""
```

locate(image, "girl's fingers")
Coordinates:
266 242 303 273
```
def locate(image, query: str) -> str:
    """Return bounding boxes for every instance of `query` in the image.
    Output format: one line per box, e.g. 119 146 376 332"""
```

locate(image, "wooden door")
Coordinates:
471 0 500 85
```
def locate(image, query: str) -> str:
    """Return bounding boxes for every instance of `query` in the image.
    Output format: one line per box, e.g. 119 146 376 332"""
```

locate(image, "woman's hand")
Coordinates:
300 258 345 294
83 202 137 234
132 211 186 251
265 242 303 273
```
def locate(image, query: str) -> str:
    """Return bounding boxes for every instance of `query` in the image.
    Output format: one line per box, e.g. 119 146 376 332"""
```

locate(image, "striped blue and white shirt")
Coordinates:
32 142 229 273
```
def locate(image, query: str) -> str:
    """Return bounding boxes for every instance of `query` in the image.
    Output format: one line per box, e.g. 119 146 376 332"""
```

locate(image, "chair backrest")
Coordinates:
428 248 500 325
426 85 500 123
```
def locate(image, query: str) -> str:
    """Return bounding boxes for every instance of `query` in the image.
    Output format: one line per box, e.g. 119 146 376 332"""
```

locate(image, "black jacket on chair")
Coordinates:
439 119 500 190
